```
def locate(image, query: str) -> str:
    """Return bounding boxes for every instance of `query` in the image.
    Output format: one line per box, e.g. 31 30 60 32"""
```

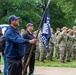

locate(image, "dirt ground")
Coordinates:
1 65 76 75
34 67 76 75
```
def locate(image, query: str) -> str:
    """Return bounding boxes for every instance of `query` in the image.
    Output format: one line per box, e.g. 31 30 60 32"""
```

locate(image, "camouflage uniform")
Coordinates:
66 34 73 62
54 28 61 59
38 32 46 62
35 41 40 60
58 32 67 63
72 34 76 60
55 35 60 59
71 29 76 60
46 34 55 61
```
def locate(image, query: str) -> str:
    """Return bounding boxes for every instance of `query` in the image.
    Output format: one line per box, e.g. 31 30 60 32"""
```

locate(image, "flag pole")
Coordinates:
22 0 51 75
36 0 51 39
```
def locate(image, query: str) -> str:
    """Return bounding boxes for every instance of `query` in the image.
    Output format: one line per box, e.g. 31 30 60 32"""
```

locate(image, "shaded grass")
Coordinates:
35 57 76 68
0 56 3 64
0 73 3 75
0 56 4 75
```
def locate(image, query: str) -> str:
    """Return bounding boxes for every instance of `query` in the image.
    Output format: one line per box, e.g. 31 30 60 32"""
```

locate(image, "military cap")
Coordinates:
61 26 68 30
56 28 60 31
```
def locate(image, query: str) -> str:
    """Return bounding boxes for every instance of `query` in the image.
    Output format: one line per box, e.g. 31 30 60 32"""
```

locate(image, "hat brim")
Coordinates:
15 17 20 20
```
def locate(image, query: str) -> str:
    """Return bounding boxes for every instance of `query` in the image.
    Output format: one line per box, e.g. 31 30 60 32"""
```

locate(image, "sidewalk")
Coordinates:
34 67 76 75
1 65 76 75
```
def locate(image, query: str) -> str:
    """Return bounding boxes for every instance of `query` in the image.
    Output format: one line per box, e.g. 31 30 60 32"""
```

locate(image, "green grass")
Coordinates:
0 56 4 65
0 56 4 75
1 56 76 68
0 73 3 75
35 57 76 68
0 57 76 75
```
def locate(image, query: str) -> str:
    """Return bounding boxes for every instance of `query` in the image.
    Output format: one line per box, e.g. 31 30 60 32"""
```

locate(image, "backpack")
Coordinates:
0 27 8 53
0 35 5 52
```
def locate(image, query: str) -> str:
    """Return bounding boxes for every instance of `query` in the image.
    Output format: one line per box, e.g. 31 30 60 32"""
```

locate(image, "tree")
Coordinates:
35 0 66 30
55 0 76 28
0 0 42 30
49 1 65 30
0 0 76 30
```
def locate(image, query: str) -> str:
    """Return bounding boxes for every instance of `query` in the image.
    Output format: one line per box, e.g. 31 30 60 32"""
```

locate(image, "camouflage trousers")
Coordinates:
55 46 60 59
46 46 54 61
72 46 76 60
66 47 71 61
59 46 66 63
35 46 40 60
39 46 46 61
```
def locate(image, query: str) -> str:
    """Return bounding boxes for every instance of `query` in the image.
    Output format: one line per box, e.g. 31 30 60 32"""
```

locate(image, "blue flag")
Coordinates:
40 8 51 52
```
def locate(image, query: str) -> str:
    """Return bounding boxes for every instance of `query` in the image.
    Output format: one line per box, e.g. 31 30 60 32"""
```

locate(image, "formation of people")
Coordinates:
34 26 76 63
35 26 76 63
0 14 76 75
21 25 76 64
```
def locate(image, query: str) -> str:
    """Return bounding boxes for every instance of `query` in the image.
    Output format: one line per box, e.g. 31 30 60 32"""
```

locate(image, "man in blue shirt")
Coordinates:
5 15 37 75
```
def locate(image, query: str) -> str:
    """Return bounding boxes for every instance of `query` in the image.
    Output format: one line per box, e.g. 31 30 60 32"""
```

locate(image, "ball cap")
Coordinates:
56 28 60 31
26 23 34 28
8 15 19 24
61 26 68 30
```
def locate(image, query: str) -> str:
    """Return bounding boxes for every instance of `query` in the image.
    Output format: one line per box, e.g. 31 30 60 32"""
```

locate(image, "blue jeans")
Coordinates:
3 54 8 75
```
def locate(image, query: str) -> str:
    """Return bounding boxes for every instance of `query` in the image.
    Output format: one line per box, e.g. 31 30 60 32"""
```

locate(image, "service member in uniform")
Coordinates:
66 29 73 62
38 31 46 63
58 27 68 63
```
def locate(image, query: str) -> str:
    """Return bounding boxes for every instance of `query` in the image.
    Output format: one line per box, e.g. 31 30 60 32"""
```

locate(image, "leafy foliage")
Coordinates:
55 0 76 28
0 0 76 30
0 0 42 30
49 1 65 30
